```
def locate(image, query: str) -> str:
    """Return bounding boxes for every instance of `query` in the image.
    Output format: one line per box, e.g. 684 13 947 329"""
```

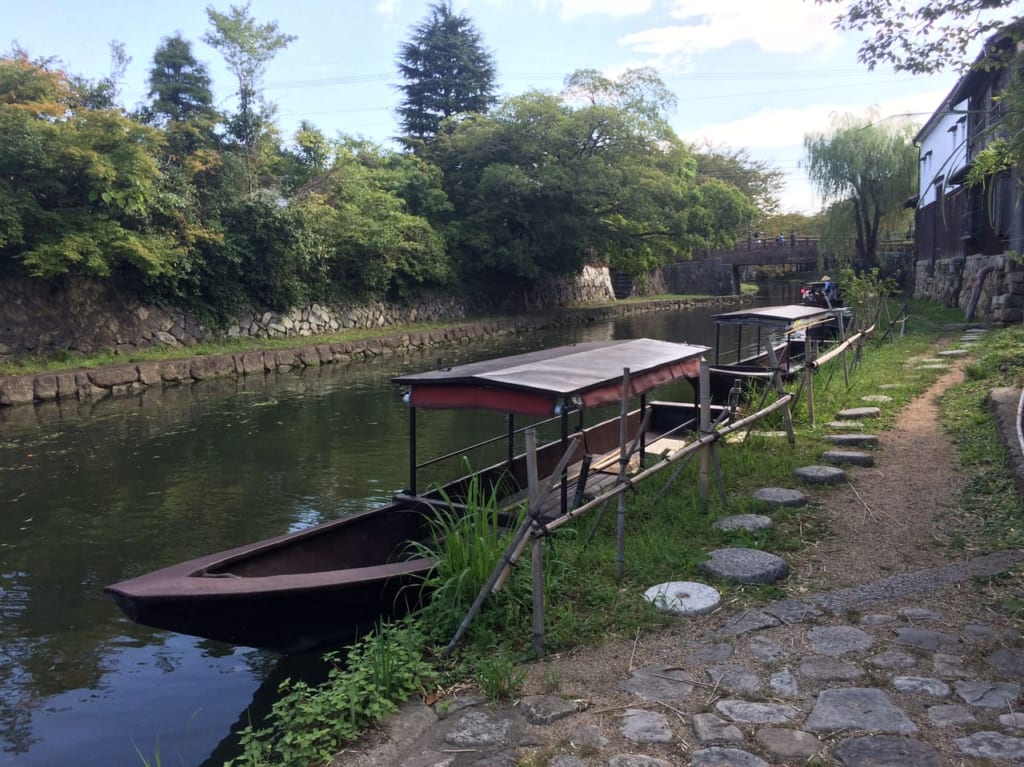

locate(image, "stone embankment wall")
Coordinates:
0 266 617 361
0 294 742 410
912 253 1024 324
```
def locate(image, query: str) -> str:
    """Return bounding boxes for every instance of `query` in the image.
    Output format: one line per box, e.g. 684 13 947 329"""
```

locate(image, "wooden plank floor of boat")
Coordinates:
529 430 690 521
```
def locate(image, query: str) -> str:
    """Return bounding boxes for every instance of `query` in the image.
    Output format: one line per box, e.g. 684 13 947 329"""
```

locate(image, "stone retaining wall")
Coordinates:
0 267 617 362
0 295 743 410
912 253 1024 324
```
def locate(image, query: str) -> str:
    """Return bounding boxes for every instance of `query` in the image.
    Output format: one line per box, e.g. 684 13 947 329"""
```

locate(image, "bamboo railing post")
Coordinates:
805 341 815 427
765 343 796 444
443 431 579 657
532 536 544 658
616 368 631 580
698 359 710 506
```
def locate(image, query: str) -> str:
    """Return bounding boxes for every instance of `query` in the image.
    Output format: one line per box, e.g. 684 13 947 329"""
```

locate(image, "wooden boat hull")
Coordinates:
105 402 706 653
105 503 435 654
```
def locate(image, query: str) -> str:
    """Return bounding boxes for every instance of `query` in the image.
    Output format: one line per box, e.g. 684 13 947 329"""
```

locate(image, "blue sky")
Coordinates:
7 0 971 214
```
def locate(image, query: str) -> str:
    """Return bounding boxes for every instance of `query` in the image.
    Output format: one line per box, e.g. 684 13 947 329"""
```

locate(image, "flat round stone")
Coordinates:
823 450 875 467
861 394 893 403
752 487 806 507
712 514 773 533
644 581 721 616
699 548 789 584
837 407 880 419
794 465 846 485
825 421 864 430
823 433 878 447
937 349 968 356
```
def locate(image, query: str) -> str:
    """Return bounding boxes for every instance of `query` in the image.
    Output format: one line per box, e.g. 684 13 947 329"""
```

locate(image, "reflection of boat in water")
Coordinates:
106 338 711 654
699 304 855 403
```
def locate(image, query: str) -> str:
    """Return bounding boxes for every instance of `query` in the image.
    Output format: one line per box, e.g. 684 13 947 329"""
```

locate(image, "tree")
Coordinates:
396 1 497 146
818 0 1020 75
426 69 747 289
0 52 184 279
144 34 220 161
146 34 216 125
803 110 918 269
689 141 785 228
203 2 295 191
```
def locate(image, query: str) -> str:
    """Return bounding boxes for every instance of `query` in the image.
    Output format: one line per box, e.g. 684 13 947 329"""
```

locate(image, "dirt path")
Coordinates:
788 360 970 594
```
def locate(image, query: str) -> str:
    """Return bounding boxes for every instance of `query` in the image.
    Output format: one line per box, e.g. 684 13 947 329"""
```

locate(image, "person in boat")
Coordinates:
821 275 837 304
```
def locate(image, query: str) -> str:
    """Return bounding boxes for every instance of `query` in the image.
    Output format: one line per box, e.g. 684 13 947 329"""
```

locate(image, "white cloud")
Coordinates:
535 0 655 21
619 0 842 60
375 0 401 19
680 88 950 151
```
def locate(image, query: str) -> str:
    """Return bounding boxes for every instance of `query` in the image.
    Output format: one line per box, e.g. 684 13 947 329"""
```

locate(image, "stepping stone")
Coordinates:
878 383 901 389
823 433 878 447
834 736 941 766
916 363 948 370
937 349 969 357
861 394 893 403
794 465 846 485
699 548 789 585
644 581 721 616
712 514 773 533
823 449 875 467
806 688 917 733
837 406 880 419
957 731 1024 760
752 487 806 507
825 420 864 430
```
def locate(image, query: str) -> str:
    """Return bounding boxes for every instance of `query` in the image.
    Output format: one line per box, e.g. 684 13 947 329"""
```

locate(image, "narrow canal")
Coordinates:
0 286 800 766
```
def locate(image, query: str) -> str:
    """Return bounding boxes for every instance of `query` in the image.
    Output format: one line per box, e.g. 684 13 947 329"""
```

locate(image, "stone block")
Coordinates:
0 374 35 406
190 354 236 380
88 364 139 388
33 375 58 401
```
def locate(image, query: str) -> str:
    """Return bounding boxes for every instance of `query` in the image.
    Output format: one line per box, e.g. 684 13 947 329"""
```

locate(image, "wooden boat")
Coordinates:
701 304 853 403
105 338 710 654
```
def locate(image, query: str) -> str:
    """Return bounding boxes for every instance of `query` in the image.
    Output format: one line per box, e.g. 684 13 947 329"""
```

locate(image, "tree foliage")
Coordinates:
0 53 184 279
203 2 295 191
818 0 1020 75
803 110 917 269
396 1 497 145
689 141 785 227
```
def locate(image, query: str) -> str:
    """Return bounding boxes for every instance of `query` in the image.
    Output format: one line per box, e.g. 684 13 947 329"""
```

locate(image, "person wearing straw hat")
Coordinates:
821 274 836 303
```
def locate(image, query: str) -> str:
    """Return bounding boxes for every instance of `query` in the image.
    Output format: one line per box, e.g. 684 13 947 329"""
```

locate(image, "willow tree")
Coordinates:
803 111 918 269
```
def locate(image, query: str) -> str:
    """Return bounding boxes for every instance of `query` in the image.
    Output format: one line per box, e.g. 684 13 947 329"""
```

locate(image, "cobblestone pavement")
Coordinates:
334 547 1024 767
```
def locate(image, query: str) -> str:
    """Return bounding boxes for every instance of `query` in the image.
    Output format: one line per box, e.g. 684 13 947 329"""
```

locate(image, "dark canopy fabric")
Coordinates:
392 338 709 417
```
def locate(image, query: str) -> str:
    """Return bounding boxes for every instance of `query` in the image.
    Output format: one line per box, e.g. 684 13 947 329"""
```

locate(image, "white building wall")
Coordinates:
917 98 968 206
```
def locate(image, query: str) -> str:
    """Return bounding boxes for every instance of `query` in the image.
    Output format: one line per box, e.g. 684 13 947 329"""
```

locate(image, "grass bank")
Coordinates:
217 299 1024 767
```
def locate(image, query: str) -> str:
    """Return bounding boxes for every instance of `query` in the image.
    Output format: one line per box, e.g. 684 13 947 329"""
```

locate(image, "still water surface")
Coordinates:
0 291 797 766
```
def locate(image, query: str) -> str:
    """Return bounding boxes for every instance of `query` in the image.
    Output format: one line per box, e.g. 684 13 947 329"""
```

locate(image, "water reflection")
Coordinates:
0 301 757 766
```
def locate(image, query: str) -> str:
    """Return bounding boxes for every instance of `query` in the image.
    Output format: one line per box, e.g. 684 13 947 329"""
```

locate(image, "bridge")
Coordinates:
701 236 821 267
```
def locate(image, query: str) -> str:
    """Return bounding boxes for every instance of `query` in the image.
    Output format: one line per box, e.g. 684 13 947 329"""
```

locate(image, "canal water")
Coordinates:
0 288 799 767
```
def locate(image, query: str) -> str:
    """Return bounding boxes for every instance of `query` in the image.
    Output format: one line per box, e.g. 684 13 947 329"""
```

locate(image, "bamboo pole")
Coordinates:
698 360 710 505
764 343 796 444
616 368 630 580
442 431 580 656
532 536 544 658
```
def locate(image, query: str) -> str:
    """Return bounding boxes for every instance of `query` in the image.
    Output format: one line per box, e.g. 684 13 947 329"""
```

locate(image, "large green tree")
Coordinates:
689 141 784 227
803 110 918 268
426 70 753 289
396 1 497 146
0 52 184 279
203 2 295 192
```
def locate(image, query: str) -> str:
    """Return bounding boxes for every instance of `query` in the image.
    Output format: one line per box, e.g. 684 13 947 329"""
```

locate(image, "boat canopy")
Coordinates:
712 304 832 331
392 338 709 417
